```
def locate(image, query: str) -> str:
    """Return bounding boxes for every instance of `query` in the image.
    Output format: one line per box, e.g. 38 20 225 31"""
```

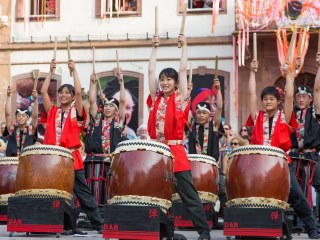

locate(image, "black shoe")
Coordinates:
308 230 319 239
63 229 87 235
96 225 103 234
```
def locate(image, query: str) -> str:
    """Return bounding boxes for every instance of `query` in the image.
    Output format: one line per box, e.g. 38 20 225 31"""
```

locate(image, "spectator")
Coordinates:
136 124 150 140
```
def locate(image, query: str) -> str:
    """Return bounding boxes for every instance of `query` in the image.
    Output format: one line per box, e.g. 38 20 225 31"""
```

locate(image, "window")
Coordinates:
178 0 227 15
16 0 60 21
95 0 142 18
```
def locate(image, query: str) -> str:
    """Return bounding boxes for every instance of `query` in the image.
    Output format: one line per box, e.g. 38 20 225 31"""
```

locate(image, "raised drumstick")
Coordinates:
178 2 187 48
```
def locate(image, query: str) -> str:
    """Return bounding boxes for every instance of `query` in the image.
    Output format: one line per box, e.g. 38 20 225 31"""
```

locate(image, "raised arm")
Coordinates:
84 91 90 128
89 74 98 118
5 86 12 129
178 34 188 100
41 60 55 113
69 60 83 117
31 90 38 133
213 78 223 128
314 53 320 114
283 65 295 124
116 71 126 125
148 35 159 100
248 60 258 120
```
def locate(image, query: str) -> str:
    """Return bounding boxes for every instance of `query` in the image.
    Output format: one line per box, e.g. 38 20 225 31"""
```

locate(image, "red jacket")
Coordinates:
147 91 190 172
43 105 86 170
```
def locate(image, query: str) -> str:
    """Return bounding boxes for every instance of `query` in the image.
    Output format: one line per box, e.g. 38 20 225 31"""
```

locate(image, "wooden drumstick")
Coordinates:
253 32 257 72
53 37 57 74
318 30 320 53
67 37 73 77
215 56 218 78
298 29 305 57
189 63 193 84
8 52 11 87
178 2 187 48
92 47 96 74
286 31 297 66
154 6 159 48
116 49 120 72
32 69 40 90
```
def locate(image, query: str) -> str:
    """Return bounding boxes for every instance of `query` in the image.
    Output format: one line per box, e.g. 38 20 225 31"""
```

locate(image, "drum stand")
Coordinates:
223 207 292 240
103 205 174 240
6 197 75 238
171 201 217 229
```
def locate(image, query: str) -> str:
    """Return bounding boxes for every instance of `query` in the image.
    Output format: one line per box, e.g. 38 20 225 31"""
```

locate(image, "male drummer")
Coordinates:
289 54 320 211
41 59 103 234
246 58 319 239
5 86 38 156
187 78 225 208
85 71 126 159
82 71 126 206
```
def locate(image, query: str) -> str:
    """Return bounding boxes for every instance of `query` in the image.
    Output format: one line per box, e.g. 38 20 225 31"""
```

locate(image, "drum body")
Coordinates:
15 145 74 202
108 140 174 211
84 158 110 206
188 154 219 203
226 145 290 209
0 157 19 205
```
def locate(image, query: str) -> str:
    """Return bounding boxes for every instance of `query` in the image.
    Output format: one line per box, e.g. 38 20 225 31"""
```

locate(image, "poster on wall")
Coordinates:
99 75 139 140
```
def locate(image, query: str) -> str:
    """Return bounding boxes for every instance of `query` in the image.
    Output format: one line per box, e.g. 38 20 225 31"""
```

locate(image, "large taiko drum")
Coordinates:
15 145 75 203
172 154 219 204
108 140 174 212
226 145 290 209
0 157 19 205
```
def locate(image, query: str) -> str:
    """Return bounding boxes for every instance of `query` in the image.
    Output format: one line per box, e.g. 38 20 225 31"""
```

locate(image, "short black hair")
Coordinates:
58 84 75 96
158 68 179 83
260 86 280 101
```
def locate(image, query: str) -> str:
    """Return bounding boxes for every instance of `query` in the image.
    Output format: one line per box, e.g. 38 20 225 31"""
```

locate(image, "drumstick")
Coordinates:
252 32 257 72
286 30 297 65
188 63 193 84
116 49 120 72
32 69 40 90
154 6 159 48
8 52 11 87
67 37 73 77
53 37 57 74
92 47 96 74
215 56 218 78
178 2 187 48
318 30 320 53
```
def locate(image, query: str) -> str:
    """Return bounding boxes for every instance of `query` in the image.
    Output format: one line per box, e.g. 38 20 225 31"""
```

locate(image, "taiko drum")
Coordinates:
15 145 74 201
226 145 290 202
0 157 19 205
188 154 219 203
108 140 174 211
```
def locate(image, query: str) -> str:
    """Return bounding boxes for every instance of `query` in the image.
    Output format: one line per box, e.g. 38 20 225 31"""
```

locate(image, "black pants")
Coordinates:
74 169 103 228
175 171 211 238
288 165 317 233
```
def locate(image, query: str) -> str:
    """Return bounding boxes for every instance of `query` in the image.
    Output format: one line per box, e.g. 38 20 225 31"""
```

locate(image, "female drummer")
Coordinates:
147 34 211 240
41 59 103 234
246 59 319 239
5 86 38 156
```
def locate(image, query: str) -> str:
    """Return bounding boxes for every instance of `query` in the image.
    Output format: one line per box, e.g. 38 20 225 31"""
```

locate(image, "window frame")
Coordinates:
15 0 60 22
95 0 142 18
178 0 227 15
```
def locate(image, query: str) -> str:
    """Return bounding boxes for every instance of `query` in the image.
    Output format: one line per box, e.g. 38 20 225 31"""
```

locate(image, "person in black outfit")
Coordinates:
5 86 38 156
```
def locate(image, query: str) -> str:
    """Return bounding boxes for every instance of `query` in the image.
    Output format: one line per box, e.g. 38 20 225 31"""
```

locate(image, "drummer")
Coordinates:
41 59 103 234
84 71 126 159
187 78 223 161
4 86 38 156
289 54 320 208
147 33 211 240
246 59 319 239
